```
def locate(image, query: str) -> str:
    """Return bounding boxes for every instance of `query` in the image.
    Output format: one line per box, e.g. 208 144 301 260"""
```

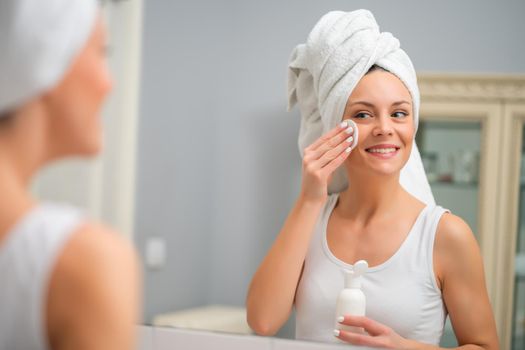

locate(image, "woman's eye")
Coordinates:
392 111 408 118
354 112 371 119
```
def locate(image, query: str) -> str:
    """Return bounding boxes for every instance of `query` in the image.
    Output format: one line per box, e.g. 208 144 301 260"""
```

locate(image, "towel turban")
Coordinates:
0 0 98 115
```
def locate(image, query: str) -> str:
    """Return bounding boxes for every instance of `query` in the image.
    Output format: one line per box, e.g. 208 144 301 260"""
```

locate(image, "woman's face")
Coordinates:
342 70 415 178
44 15 112 157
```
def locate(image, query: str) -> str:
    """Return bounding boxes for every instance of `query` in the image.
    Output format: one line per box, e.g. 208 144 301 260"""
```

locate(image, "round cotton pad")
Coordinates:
345 119 359 150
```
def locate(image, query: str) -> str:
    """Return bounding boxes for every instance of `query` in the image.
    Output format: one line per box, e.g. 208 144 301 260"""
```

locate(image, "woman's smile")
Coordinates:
364 143 401 159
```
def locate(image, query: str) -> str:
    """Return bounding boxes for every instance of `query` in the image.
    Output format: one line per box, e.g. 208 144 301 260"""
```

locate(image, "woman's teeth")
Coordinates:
367 148 397 153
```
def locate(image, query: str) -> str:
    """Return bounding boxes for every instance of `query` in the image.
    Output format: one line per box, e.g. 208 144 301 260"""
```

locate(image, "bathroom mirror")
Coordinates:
30 0 525 348
134 2 525 348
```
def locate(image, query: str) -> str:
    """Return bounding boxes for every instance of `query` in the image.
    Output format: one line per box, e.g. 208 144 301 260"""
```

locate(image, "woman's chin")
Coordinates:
81 141 103 157
68 137 103 158
365 164 404 178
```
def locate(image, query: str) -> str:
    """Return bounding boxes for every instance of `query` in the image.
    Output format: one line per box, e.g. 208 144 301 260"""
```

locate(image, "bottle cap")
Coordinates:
344 260 368 289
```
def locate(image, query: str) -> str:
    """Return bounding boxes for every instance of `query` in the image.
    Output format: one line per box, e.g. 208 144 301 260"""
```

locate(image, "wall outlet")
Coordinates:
145 237 166 270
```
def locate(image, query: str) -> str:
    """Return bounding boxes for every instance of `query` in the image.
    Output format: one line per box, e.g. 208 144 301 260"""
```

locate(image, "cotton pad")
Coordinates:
345 119 359 151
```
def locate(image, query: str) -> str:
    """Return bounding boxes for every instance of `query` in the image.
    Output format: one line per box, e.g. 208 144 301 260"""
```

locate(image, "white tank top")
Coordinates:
295 194 449 345
0 203 84 350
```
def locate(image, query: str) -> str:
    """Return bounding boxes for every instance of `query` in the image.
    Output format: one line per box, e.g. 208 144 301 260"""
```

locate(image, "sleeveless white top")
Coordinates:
0 203 84 350
295 195 449 345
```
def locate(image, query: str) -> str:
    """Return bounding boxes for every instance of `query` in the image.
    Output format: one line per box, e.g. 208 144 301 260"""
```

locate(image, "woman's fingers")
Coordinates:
337 315 387 336
334 316 406 349
320 146 352 175
305 129 354 163
334 316 387 347
334 329 385 348
313 136 353 170
305 120 354 156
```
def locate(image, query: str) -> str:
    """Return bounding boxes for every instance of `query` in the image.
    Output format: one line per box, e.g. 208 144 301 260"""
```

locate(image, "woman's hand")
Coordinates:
334 315 412 349
300 120 355 203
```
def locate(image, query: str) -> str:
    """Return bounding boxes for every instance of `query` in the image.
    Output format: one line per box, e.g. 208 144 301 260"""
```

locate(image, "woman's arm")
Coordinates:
246 121 355 336
46 223 141 350
432 213 499 349
246 196 326 335
335 213 499 349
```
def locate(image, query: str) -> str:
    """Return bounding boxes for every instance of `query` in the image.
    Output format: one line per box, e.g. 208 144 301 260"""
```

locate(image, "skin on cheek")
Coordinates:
47 19 110 157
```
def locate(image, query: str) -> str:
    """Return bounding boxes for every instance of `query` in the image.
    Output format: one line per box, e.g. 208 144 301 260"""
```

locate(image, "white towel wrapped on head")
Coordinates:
0 0 98 114
287 9 434 205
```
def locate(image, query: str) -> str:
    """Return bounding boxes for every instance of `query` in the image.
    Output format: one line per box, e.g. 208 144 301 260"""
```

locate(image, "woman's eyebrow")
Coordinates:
348 100 411 107
348 100 375 107
392 100 411 106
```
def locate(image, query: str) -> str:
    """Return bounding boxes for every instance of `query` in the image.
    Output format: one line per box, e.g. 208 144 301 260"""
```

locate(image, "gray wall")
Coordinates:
135 0 525 324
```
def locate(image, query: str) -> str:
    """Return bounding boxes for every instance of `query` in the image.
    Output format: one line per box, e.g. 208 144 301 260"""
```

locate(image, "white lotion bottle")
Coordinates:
335 260 368 335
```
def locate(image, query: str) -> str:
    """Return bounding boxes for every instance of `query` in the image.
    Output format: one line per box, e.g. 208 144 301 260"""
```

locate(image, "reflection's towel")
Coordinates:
0 0 98 114
287 9 434 204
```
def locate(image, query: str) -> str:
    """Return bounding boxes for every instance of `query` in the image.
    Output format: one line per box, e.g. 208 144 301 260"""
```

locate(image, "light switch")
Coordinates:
145 237 166 270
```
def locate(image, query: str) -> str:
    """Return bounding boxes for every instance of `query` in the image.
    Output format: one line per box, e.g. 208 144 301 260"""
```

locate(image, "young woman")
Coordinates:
0 1 140 349
247 10 498 349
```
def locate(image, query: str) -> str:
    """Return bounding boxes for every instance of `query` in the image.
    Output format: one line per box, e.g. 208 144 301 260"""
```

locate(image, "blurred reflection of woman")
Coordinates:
247 10 498 350
0 1 140 349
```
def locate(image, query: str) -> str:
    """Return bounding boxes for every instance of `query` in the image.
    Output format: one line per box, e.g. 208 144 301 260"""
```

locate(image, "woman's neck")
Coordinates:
336 171 408 224
0 108 46 237
0 157 36 240
0 101 50 185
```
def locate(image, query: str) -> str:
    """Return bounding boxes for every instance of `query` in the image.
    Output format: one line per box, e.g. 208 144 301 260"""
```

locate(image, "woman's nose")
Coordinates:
372 114 394 137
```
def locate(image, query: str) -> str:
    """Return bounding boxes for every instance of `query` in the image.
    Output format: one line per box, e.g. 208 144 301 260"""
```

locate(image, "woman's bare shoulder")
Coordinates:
435 212 476 249
46 222 141 349
49 221 140 307
63 223 137 266
433 212 482 288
